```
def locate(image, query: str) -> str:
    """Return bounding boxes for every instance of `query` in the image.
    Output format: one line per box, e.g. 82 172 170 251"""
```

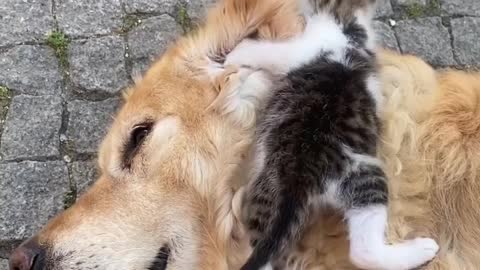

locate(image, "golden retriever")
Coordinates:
8 0 480 269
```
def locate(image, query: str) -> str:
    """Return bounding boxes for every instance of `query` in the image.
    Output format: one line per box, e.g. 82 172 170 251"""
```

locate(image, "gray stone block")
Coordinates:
395 17 456 66
55 0 124 37
393 0 427 6
375 0 394 18
373 21 400 51
124 0 214 22
442 0 480 16
128 15 182 73
0 0 54 47
124 0 177 14
69 36 129 94
0 161 69 255
71 160 98 196
0 46 62 96
0 95 62 160
67 98 120 154
451 17 480 67
0 258 8 270
184 0 216 22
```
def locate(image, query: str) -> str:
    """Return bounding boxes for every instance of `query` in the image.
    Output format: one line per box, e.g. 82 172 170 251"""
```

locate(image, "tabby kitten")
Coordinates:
224 0 439 269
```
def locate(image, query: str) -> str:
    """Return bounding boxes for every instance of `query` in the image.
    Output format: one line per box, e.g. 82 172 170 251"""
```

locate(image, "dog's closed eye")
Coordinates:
122 122 153 169
132 124 152 146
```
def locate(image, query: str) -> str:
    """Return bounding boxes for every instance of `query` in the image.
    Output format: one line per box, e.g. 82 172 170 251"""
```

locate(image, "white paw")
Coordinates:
204 57 225 81
260 263 274 270
400 237 439 266
350 238 439 270
224 39 259 68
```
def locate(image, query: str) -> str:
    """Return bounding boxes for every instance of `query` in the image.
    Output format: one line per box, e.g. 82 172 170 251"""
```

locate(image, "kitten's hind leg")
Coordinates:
342 164 439 270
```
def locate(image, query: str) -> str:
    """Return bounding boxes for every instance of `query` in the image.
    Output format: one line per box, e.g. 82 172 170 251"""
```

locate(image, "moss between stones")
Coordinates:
121 14 141 33
63 189 77 209
406 3 424 18
405 0 441 19
0 86 12 126
177 5 193 34
46 31 70 69
0 86 10 99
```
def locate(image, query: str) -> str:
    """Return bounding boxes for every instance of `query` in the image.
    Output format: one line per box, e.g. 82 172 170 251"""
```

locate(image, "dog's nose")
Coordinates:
9 237 45 270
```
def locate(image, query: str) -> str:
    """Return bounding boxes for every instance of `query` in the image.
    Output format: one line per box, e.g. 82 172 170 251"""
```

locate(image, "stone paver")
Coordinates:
393 0 427 6
0 161 69 255
124 0 214 22
0 46 62 96
0 259 7 270
128 15 182 75
442 0 480 17
69 36 129 94
0 95 62 160
395 17 456 66
184 0 216 22
373 21 399 51
55 0 124 37
67 98 120 154
451 17 480 67
124 0 177 14
71 160 98 195
0 0 54 47
375 0 394 18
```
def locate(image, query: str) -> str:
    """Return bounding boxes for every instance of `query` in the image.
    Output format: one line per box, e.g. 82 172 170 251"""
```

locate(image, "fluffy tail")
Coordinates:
241 191 309 270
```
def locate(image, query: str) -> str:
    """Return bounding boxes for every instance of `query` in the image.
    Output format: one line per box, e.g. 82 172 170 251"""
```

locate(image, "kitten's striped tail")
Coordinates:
241 192 309 270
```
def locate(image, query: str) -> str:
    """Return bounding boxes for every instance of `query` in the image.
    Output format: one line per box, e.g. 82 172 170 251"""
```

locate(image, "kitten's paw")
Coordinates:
384 237 439 270
225 39 264 69
350 237 439 270
400 237 439 266
204 56 225 81
260 263 274 270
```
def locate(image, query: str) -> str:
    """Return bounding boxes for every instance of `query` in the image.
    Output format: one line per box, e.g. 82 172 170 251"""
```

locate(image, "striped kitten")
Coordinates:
224 0 439 269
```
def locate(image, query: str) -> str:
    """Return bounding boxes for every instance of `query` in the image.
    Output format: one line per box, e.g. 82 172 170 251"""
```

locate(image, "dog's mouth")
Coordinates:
148 245 171 270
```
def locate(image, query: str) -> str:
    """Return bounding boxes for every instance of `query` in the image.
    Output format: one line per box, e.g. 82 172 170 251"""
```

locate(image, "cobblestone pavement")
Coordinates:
0 0 479 266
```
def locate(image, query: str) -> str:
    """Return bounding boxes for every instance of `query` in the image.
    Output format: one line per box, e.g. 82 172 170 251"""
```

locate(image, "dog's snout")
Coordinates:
9 237 45 270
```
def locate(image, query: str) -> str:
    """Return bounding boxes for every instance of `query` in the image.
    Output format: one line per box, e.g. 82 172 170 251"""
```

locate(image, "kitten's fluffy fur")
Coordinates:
223 1 439 269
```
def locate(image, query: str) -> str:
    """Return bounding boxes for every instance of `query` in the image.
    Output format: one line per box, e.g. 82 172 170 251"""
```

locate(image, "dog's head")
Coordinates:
8 0 302 269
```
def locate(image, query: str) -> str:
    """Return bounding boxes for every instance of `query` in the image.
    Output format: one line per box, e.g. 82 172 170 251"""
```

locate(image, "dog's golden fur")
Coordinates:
14 0 480 269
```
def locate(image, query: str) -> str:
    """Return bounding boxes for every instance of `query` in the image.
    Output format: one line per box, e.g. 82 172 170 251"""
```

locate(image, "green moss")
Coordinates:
177 6 192 34
121 15 141 33
406 3 424 18
0 86 10 99
0 86 11 125
63 189 77 209
405 0 441 19
47 31 70 69
428 0 441 14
